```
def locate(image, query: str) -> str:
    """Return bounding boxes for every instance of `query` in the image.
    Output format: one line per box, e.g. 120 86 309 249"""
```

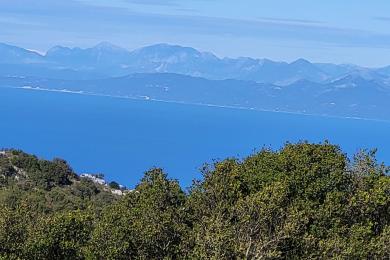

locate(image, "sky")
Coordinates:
1 0 390 67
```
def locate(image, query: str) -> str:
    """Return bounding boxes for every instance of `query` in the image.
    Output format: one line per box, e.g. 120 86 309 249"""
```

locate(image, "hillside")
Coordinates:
0 149 123 214
2 42 390 121
2 72 390 121
1 143 390 259
2 42 390 84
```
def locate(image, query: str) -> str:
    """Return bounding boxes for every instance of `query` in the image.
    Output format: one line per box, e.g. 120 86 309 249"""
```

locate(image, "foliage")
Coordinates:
108 181 121 190
88 168 188 259
25 210 93 260
1 142 390 259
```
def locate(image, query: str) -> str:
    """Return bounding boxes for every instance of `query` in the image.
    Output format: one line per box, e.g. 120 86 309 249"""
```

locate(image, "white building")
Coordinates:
80 173 107 186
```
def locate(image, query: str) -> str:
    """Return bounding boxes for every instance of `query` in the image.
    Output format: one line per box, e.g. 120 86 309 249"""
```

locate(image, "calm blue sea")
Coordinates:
1 87 390 188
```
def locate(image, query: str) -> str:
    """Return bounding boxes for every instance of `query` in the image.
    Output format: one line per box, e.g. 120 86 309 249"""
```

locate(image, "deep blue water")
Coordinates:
1 87 390 188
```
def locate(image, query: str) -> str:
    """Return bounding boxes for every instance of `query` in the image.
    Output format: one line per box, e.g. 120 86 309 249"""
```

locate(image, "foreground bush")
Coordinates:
0 142 389 259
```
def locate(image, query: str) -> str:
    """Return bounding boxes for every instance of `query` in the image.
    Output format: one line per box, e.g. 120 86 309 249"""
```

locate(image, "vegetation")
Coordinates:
108 181 121 190
1 142 390 259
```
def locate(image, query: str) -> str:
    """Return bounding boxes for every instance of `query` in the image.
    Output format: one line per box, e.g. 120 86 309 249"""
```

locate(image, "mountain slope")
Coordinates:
1 42 386 84
1 42 390 120
46 42 132 68
0 149 125 214
2 72 390 120
0 43 43 64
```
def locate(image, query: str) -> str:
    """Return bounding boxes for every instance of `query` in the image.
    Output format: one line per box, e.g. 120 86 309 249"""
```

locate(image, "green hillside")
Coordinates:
1 142 390 259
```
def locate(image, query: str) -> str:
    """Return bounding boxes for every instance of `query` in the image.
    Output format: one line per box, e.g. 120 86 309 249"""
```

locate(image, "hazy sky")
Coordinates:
1 0 390 67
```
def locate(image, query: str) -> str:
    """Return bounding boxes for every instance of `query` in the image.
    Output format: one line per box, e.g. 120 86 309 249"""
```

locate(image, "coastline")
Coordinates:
4 85 390 124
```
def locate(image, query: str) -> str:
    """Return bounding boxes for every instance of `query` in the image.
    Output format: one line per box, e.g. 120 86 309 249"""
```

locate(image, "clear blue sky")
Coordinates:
1 0 390 67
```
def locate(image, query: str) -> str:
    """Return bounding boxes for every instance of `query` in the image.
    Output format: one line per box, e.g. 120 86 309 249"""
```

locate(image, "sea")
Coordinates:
1 87 389 189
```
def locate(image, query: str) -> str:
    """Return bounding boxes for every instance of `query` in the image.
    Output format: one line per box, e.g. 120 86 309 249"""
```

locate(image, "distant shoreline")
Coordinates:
4 85 390 124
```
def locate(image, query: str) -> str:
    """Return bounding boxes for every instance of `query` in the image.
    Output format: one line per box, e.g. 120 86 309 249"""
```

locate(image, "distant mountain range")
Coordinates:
2 42 390 84
1 42 390 120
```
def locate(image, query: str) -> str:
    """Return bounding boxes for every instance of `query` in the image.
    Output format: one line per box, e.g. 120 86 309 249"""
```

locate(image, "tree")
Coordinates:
0 205 30 259
25 211 93 260
88 168 189 259
108 181 120 190
1 143 390 258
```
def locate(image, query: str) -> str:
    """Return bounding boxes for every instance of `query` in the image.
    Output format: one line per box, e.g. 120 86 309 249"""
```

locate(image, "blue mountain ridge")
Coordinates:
1 42 390 83
1 42 390 120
